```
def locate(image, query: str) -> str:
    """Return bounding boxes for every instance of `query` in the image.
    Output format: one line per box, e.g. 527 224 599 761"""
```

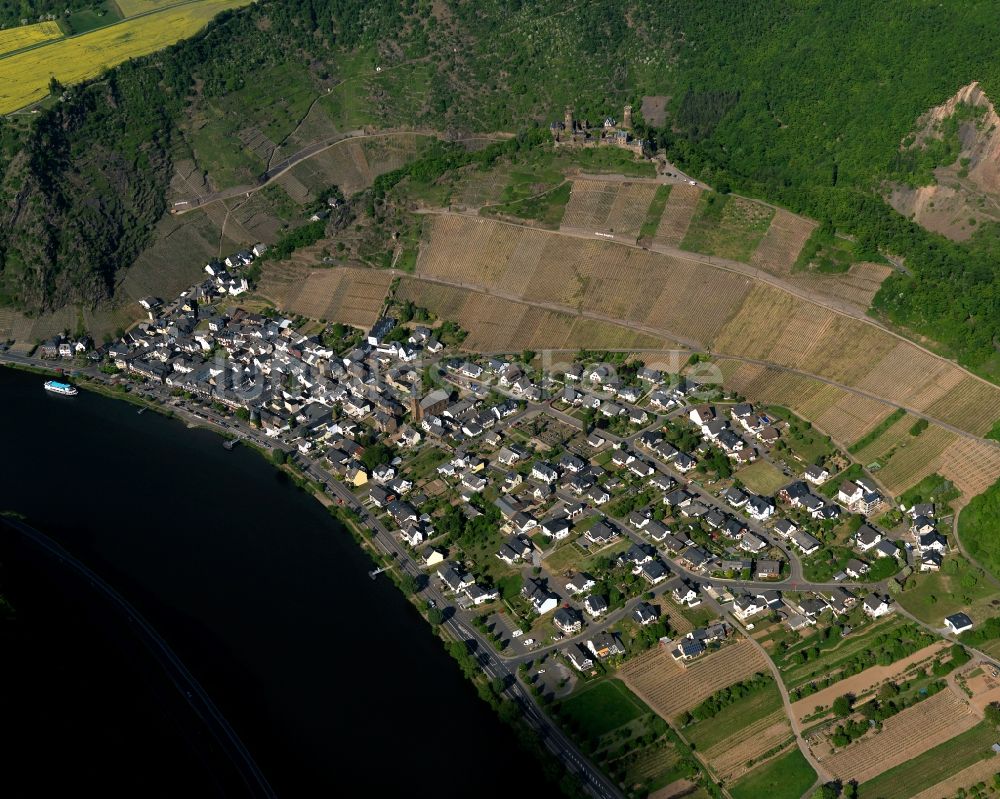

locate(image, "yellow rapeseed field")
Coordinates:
0 0 251 114
0 20 63 56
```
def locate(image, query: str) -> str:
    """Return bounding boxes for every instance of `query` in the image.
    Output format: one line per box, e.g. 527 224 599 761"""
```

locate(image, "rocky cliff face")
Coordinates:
886 81 1000 240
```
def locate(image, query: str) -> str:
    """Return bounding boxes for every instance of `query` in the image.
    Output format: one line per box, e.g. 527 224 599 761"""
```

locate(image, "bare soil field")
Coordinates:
790 641 947 726
619 640 768 720
749 209 818 275
653 184 702 247
561 179 659 239
703 709 791 781
257 265 391 327
819 687 978 783
963 668 1000 713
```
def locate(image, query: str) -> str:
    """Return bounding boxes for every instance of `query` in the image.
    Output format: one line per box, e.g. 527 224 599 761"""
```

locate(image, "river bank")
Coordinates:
0 365 548 796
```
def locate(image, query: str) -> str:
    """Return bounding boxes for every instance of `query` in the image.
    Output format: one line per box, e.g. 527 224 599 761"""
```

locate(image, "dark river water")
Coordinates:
0 366 539 797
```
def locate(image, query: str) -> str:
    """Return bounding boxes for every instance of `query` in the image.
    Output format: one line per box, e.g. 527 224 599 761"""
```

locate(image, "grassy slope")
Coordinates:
957 478 1000 579
728 747 816 799
684 682 783 751
558 679 646 738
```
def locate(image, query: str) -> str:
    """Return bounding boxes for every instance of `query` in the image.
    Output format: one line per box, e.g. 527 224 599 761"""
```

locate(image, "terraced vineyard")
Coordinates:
560 180 660 239
711 283 1000 439
653 184 702 247
791 261 894 310
281 134 434 200
619 640 768 720
257 265 391 327
416 214 751 346
749 209 818 275
396 277 675 352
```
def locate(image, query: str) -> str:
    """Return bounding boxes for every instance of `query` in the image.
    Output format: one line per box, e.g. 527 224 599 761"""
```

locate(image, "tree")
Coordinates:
399 573 419 595
985 702 1000 727
271 449 287 465
427 607 444 626
832 694 853 717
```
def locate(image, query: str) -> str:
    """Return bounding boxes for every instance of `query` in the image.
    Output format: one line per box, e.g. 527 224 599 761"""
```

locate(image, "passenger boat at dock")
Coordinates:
43 380 78 396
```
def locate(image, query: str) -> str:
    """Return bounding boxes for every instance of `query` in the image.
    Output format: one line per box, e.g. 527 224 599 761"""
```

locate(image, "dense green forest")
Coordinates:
0 0 999 376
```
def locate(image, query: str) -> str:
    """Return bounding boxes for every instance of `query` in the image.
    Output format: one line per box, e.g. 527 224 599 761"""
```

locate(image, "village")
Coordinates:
27 243 959 671
18 238 1000 799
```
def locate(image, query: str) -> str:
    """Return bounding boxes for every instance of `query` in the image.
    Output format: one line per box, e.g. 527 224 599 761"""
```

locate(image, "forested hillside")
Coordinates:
0 0 998 375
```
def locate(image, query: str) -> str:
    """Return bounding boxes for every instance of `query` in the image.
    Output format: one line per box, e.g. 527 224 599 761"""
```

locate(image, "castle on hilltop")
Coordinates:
550 104 645 155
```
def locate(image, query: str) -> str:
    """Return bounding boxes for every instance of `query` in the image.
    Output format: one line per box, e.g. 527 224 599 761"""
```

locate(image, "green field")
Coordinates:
482 181 571 227
559 679 647 738
793 225 866 274
858 721 997 799
639 184 672 238
684 681 784 752
729 747 816 799
680 193 775 261
898 555 999 625
735 460 788 496
958 477 1000 580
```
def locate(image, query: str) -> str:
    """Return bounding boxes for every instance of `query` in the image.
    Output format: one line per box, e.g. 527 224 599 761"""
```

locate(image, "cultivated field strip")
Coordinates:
0 0 251 114
790 642 946 726
561 180 659 238
653 184 702 246
619 640 768 720
703 710 791 781
821 688 977 783
908 754 1000 799
257 265 391 327
749 209 818 274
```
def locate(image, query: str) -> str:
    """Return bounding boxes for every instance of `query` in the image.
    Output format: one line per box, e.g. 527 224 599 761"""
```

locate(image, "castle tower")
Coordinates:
564 106 574 133
623 104 633 130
